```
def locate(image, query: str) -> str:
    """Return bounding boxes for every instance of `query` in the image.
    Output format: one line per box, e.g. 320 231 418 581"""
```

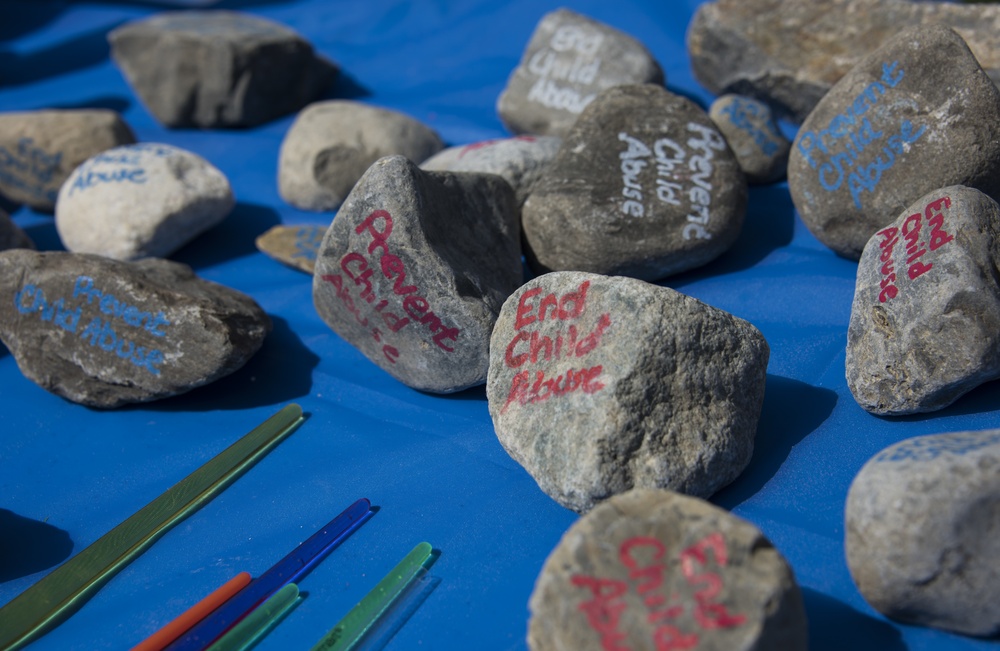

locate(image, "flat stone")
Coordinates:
255 224 326 274
0 208 34 251
709 94 789 184
108 11 337 128
0 250 270 408
846 429 1000 636
278 101 444 212
788 25 1000 259
312 155 521 393
0 109 136 211
522 84 747 281
497 8 664 137
529 488 808 651
487 272 769 513
847 185 1000 415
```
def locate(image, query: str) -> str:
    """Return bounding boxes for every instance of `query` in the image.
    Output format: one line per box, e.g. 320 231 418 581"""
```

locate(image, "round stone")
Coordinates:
709 94 790 185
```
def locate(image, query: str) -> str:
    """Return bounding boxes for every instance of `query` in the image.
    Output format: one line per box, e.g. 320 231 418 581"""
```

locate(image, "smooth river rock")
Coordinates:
709 94 789 184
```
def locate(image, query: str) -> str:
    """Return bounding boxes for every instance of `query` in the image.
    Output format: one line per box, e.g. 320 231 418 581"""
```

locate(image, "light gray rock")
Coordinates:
55 143 234 261
709 94 789 184
0 208 34 251
487 272 769 513
846 429 1000 636
255 224 326 274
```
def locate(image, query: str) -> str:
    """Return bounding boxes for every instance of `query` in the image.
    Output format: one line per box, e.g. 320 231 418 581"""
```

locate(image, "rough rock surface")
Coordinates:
0 209 33 251
255 224 326 274
709 94 789 184
487 272 769 513
529 488 808 651
312 155 521 393
0 250 270 408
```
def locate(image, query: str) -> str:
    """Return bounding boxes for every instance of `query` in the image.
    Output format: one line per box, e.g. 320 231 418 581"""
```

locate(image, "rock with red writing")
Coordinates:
846 429 1000 636
529 488 808 651
788 25 1000 259
487 272 768 512
522 84 747 281
255 224 326 274
312 155 521 393
709 95 789 185
847 185 1000 415
1 208 34 251
497 9 664 138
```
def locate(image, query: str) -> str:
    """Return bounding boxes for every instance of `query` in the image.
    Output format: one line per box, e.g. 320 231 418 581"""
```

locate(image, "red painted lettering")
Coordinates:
925 196 954 251
505 331 530 368
355 209 392 256
679 532 747 630
572 575 632 651
515 288 541 330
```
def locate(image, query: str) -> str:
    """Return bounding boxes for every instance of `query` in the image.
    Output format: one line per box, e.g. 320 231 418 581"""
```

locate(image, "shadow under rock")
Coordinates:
22 220 62 251
801 587 906 651
444 383 488 403
0 5 65 43
325 69 372 101
0 509 74 583
171 202 281 270
892 377 1000 423
665 82 709 112
44 94 132 114
0 194 20 215
1 22 123 88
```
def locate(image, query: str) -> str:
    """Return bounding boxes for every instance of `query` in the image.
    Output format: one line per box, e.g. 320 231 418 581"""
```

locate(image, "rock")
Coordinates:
278 101 444 212
419 135 561 206
522 84 747 281
529 488 808 651
312 155 521 393
0 209 34 251
255 224 326 274
846 186 1000 415
108 11 337 128
846 429 1000 636
497 8 664 137
55 143 234 261
787 25 1000 259
688 0 1000 123
709 94 789 184
487 271 769 513
0 109 136 211
0 250 270 408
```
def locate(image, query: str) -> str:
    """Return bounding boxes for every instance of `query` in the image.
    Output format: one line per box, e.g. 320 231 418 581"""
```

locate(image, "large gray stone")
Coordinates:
0 208 33 252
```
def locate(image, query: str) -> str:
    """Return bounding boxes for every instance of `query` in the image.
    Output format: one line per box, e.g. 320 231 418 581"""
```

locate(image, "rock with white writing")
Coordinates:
529 488 808 651
255 224 326 274
497 9 664 137
0 250 270 408
709 95 789 185
279 101 444 212
108 11 337 128
847 185 1000 415
788 25 1000 259
846 429 1000 635
523 84 746 281
0 110 136 211
419 135 561 206
55 143 234 261
487 272 768 513
312 155 521 393
0 209 33 251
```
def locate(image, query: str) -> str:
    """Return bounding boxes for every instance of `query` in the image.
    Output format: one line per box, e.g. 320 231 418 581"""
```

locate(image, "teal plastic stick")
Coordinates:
204 583 300 651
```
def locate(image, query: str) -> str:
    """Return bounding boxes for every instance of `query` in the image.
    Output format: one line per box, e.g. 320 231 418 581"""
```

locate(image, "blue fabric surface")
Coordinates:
0 1 997 649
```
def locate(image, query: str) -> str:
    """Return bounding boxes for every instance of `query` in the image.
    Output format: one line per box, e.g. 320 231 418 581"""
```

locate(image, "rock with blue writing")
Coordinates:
487 272 768 513
0 250 270 407
529 488 808 651
108 11 337 128
55 143 234 261
847 185 1000 415
278 101 444 212
255 224 326 274
0 110 136 211
497 9 664 138
312 155 521 393
709 95 789 185
846 429 1000 635
788 25 1000 259
522 84 746 280
0 209 33 251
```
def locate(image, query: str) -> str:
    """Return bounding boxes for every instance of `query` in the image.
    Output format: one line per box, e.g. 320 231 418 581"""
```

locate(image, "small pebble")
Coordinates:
255 224 326 274
709 94 789 184
0 208 34 251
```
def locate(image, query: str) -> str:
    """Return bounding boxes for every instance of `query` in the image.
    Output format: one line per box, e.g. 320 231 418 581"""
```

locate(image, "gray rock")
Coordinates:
709 94 789 185
0 209 34 251
419 135 561 206
312 155 521 393
788 25 1000 259
522 84 747 281
529 488 808 651
487 272 768 513
55 143 234 261
278 101 444 212
0 250 270 408
255 224 326 274
497 8 664 137
0 109 136 211
846 185 1000 415
846 429 1000 636
108 11 337 128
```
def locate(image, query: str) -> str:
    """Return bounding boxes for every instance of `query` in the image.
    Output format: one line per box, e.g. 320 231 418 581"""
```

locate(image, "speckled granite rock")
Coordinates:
709 94 789 184
0 208 33 251
255 224 326 274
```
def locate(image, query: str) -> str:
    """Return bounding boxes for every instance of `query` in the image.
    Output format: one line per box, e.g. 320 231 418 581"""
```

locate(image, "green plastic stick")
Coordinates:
0 404 305 651
204 582 300 651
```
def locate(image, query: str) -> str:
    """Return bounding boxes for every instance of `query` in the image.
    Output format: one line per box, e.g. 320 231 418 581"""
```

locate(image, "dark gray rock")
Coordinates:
529 488 808 651
255 224 326 274
312 155 521 393
709 94 789 184
788 25 1000 259
0 250 270 408
847 185 1000 415
846 429 1000 636
497 8 663 137
522 84 747 281
108 11 337 128
0 208 34 251
487 272 769 513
